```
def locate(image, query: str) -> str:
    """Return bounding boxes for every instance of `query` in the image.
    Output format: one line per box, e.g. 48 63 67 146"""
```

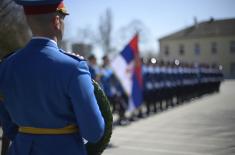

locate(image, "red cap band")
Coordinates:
24 3 59 15
23 2 68 15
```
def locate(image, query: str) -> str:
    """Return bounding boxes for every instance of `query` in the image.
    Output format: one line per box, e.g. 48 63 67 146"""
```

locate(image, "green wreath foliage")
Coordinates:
86 80 113 155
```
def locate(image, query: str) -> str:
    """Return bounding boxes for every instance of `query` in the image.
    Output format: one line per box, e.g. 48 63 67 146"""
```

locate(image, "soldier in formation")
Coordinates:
0 1 105 154
142 58 223 114
95 56 223 122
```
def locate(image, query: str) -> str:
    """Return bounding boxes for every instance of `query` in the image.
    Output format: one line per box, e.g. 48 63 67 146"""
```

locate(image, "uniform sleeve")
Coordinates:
0 103 18 141
68 61 105 143
0 63 18 141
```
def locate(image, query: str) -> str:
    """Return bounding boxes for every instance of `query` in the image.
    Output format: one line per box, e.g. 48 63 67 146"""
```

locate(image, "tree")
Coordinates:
97 8 113 54
77 26 95 44
116 19 153 56
0 0 31 59
116 19 150 46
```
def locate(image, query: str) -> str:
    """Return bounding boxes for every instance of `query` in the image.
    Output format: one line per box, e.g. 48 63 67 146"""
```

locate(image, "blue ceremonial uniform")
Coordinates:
100 67 113 98
88 64 96 80
0 38 105 155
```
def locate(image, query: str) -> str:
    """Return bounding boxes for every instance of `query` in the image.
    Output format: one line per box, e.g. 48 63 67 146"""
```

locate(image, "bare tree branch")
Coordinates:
97 8 113 54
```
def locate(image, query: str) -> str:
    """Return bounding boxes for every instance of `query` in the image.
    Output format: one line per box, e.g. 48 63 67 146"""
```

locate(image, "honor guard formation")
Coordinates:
87 55 223 125
141 59 223 116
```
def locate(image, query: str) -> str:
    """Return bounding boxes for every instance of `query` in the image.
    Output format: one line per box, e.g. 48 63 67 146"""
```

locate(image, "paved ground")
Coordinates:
103 80 235 155
0 81 234 155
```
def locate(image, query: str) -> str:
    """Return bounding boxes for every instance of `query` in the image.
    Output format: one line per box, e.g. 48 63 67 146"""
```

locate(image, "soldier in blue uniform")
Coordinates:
100 55 116 113
143 60 154 115
0 1 105 155
88 54 101 82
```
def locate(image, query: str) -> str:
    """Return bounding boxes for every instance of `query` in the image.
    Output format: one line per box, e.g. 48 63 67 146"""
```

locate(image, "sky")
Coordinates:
63 0 235 57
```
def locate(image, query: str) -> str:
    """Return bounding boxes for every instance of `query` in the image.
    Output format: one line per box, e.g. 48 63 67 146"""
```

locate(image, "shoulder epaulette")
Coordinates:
59 49 85 61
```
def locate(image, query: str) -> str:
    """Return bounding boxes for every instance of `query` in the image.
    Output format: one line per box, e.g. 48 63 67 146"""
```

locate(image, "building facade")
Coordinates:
158 18 235 79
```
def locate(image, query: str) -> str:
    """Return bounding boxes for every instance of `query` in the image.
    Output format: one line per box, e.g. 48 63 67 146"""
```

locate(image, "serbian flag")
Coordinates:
111 34 143 110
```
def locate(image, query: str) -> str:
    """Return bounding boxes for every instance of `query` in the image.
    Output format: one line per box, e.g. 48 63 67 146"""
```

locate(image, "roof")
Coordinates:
159 18 235 41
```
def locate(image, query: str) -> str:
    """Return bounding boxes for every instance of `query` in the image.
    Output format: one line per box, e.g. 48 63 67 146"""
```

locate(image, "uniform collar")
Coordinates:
27 37 59 50
32 36 57 46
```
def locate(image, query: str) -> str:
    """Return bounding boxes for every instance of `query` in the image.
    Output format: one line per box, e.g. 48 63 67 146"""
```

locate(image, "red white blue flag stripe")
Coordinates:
111 34 143 110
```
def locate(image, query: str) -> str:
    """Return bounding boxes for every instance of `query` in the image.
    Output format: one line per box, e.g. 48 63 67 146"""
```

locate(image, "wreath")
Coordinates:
85 80 113 155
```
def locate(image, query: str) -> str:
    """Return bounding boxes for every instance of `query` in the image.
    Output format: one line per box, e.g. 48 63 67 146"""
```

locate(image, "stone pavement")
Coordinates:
103 80 235 155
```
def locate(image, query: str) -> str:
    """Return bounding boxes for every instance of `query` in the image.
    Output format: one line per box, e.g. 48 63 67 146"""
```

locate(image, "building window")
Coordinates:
179 44 184 55
164 45 169 56
230 41 235 53
194 43 200 55
211 42 217 54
